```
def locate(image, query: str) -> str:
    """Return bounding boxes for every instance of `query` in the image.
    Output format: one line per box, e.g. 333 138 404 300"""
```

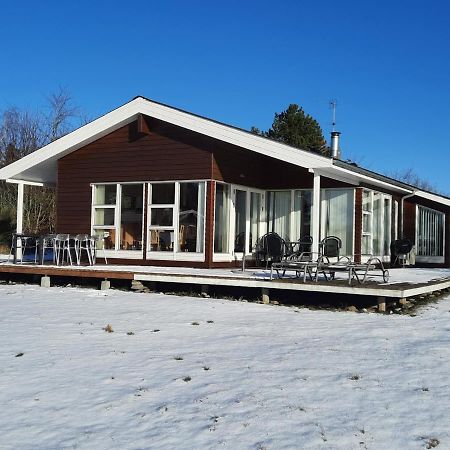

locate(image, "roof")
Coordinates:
0 96 448 207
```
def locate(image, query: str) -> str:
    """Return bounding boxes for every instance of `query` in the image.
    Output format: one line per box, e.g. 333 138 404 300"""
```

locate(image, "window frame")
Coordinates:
415 205 445 263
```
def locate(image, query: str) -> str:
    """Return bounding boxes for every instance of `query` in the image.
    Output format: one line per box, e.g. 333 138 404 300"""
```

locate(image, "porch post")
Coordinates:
16 182 24 260
16 181 24 234
312 172 321 255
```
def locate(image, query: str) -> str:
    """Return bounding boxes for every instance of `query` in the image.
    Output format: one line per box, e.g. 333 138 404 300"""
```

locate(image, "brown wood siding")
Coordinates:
403 201 416 243
354 188 362 261
446 214 450 267
57 121 212 234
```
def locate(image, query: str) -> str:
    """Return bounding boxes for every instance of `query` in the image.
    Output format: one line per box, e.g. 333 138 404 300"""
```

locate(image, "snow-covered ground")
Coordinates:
1 284 450 449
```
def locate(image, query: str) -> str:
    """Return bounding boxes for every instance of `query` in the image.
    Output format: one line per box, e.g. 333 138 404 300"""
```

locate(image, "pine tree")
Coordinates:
252 104 330 156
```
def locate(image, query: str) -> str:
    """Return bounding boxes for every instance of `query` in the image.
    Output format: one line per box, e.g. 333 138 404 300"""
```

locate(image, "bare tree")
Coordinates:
0 90 82 245
388 168 440 194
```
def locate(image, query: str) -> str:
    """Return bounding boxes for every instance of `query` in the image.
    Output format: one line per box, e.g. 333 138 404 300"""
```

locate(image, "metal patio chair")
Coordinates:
55 234 73 265
74 234 92 265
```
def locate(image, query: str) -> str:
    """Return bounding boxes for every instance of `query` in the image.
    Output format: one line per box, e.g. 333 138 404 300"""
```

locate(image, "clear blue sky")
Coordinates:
1 1 449 193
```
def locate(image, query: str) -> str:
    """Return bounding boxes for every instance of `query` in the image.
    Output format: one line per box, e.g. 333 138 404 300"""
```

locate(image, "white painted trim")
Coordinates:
97 250 143 259
16 182 24 235
212 253 233 262
145 251 206 262
415 256 445 264
415 190 450 207
311 173 321 254
6 178 44 187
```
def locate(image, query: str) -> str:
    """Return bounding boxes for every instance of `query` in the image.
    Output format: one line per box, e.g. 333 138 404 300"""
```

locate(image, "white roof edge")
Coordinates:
0 97 332 182
0 96 448 210
415 190 450 207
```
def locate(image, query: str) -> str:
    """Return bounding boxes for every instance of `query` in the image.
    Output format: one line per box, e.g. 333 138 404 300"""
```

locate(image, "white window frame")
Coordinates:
320 188 355 257
213 182 266 262
146 180 207 261
415 205 445 264
91 183 145 260
360 189 392 261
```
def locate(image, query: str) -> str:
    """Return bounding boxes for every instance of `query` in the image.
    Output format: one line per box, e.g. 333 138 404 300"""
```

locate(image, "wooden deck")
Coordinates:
0 262 449 306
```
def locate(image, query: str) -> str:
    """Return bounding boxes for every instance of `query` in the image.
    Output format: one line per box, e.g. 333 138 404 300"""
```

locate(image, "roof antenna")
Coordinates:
329 99 341 159
329 99 337 131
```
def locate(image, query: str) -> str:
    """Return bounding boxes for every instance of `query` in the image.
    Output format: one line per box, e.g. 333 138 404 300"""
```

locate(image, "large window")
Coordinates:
321 189 354 256
214 183 230 253
92 184 143 252
417 206 444 260
267 191 291 240
148 181 205 254
361 189 391 257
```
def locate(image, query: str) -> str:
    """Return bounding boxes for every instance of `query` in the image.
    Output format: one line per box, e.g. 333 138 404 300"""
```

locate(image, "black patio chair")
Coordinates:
297 235 313 254
255 232 285 269
390 238 413 267
319 236 342 259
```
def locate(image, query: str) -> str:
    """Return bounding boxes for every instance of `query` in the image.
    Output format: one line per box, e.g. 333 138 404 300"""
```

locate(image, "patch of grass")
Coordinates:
152 329 160 333
349 374 360 381
15 352 24 358
203 366 210 371
127 331 135 335
183 376 191 382
174 356 183 361
207 320 214 323
103 324 114 333
191 322 200 326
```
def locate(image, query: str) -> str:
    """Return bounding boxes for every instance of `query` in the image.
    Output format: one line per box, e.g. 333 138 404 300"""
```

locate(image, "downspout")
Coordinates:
400 190 416 239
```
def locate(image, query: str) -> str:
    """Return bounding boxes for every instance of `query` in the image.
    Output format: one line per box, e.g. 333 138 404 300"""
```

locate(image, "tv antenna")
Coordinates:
329 99 337 131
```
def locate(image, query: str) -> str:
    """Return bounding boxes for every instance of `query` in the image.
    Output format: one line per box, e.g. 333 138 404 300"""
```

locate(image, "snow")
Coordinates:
1 284 450 449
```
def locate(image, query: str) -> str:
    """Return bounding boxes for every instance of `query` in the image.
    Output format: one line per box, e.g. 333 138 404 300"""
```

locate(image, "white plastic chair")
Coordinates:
55 234 73 265
74 234 92 265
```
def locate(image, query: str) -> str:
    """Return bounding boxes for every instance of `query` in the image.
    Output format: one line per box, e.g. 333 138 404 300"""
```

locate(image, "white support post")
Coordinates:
16 182 24 261
16 182 24 235
312 172 321 255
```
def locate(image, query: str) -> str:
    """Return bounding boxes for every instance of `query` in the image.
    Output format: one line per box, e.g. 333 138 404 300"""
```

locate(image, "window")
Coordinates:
148 181 205 254
360 189 392 257
293 190 312 239
322 189 354 255
417 206 444 259
92 184 144 252
267 191 291 240
214 183 230 253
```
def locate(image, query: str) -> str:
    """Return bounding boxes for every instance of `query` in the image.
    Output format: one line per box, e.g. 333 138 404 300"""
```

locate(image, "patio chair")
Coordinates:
316 254 390 284
55 234 73 265
297 235 313 254
234 232 246 253
390 239 413 267
12 234 39 264
74 234 92 265
40 234 57 264
270 251 320 282
319 236 342 260
255 232 285 269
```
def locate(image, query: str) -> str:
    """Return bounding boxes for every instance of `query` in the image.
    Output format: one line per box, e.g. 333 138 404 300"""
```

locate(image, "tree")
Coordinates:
251 104 330 156
388 168 442 195
0 89 81 247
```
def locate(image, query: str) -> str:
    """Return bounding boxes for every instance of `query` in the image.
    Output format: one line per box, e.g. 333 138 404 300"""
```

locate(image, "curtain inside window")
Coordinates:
267 191 290 240
214 184 230 253
323 189 354 255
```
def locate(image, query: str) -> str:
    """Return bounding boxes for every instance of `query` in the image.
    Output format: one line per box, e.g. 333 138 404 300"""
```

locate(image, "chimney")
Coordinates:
331 131 341 159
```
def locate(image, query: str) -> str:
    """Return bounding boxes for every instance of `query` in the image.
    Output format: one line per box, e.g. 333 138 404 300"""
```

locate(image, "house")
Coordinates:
0 96 448 268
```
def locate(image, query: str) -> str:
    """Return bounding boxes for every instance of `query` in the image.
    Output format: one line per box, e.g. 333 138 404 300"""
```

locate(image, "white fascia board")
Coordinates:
415 190 450 207
137 99 332 169
308 168 359 185
325 165 413 194
6 179 44 187
0 97 332 184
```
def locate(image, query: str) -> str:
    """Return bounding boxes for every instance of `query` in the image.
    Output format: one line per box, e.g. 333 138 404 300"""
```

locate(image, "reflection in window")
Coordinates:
151 208 173 227
94 185 116 205
120 184 143 250
93 229 116 250
417 206 444 257
267 191 291 240
179 182 205 252
214 183 230 253
293 190 312 240
150 230 174 251
151 183 175 204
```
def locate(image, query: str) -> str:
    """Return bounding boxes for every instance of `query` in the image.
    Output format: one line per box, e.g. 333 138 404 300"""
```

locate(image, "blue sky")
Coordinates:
1 1 449 193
